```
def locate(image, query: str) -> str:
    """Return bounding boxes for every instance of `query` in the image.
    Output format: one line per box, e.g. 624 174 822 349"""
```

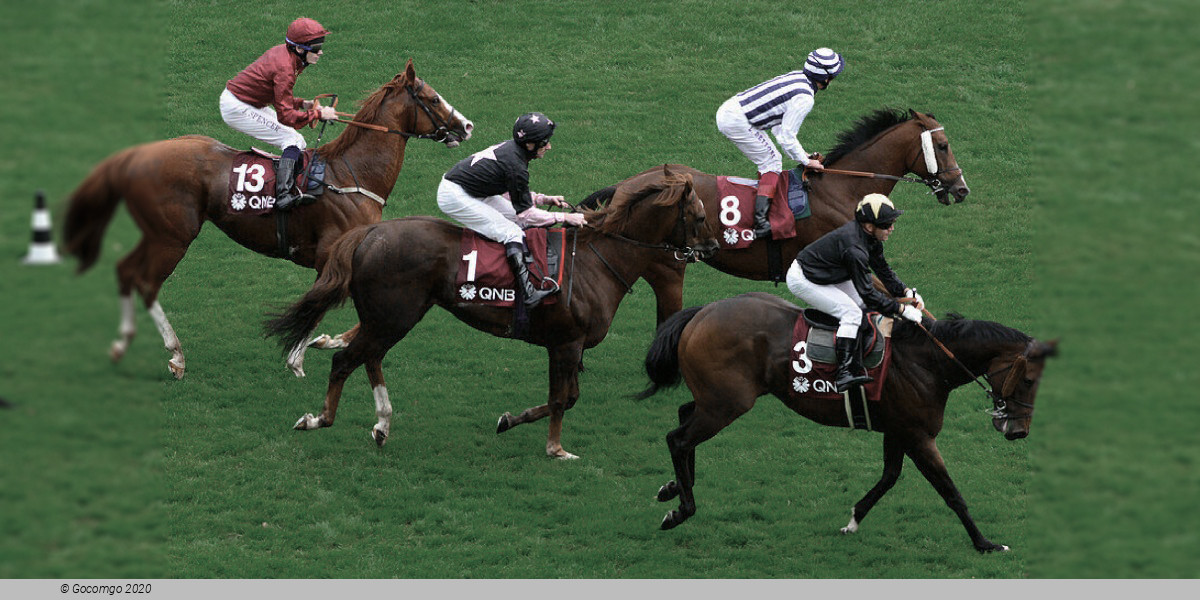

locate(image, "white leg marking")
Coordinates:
110 295 137 361
148 301 185 379
287 335 310 378
371 385 393 445
841 509 860 534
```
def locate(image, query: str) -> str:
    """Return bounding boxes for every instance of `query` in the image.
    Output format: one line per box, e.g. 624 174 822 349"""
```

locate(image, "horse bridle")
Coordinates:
912 321 1035 422
580 192 706 263
816 125 960 198
401 80 458 143
579 192 706 293
911 125 963 197
326 80 460 143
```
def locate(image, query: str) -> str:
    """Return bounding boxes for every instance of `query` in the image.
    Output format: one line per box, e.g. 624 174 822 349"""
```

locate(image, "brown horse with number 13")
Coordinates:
63 60 473 380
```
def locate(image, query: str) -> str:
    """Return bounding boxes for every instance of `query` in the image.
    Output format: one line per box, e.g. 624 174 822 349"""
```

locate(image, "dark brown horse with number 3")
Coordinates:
264 170 718 459
62 59 473 379
583 108 970 325
637 292 1057 553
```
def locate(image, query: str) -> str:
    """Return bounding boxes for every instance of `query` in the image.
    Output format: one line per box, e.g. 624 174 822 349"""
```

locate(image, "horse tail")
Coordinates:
262 226 373 353
578 185 617 210
634 306 704 400
63 147 139 273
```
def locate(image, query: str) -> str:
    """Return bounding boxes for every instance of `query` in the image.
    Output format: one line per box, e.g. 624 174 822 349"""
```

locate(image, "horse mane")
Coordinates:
905 314 1032 347
583 171 690 234
317 71 415 159
824 107 912 166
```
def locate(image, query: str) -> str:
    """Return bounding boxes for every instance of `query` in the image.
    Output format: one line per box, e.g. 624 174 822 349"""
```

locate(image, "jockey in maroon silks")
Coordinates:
220 17 338 211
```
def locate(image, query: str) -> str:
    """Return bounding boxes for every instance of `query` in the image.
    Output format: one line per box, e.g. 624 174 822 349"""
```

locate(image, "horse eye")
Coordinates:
429 96 441 105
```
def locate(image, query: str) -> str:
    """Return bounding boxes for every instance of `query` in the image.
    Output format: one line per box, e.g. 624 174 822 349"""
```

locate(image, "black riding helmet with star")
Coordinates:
513 112 555 152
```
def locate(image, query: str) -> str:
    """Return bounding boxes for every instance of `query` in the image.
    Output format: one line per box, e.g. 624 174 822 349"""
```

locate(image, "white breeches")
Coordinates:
716 97 782 174
219 88 306 150
437 178 524 245
786 261 865 339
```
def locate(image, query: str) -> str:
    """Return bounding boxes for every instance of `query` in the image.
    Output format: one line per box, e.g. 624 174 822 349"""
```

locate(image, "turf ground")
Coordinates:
1 0 1195 581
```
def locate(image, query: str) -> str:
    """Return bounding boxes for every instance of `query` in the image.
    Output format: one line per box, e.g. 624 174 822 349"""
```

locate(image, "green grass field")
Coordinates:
2 0 1194 580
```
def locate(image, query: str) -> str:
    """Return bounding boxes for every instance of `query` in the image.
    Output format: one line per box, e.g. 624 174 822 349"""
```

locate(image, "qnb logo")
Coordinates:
460 284 515 302
811 379 839 393
231 193 276 211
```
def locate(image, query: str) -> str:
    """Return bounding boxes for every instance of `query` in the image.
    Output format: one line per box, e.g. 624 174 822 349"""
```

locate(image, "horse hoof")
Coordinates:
168 358 185 380
294 413 319 430
553 451 579 460
496 413 513 434
372 425 388 447
657 481 680 502
660 511 682 530
109 341 126 363
976 541 1010 554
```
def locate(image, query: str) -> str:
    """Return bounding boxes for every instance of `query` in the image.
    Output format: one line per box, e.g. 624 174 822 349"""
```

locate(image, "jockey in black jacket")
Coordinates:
786 193 925 392
438 112 586 307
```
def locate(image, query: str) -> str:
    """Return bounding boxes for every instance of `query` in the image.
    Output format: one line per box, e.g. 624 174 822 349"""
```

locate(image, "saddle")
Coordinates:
454 227 571 307
800 308 890 369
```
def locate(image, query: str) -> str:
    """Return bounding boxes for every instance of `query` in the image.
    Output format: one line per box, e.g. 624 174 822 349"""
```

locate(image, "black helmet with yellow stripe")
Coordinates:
854 193 904 227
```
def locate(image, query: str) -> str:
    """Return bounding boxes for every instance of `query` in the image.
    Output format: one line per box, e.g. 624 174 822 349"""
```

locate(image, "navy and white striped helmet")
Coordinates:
803 48 844 83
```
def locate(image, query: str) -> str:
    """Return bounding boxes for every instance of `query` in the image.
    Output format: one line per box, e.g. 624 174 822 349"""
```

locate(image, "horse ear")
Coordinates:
908 108 920 120
1002 355 1028 397
405 58 416 80
1032 339 1060 359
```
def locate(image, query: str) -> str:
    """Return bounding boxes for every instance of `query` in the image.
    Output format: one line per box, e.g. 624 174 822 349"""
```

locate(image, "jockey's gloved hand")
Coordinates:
905 287 925 310
900 305 923 323
562 212 586 227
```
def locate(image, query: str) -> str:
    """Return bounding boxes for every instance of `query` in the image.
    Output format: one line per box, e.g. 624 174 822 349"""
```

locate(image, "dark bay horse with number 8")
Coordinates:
264 170 718 459
583 108 970 325
62 59 472 380
637 292 1057 553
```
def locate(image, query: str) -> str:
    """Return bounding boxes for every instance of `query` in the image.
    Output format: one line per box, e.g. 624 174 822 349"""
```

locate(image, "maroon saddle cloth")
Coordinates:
225 148 322 216
454 227 568 307
789 308 894 430
714 172 799 249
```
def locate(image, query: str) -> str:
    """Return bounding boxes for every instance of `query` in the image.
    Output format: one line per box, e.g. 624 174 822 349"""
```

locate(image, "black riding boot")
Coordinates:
834 336 872 393
505 241 557 308
274 147 314 211
851 317 875 383
752 194 772 239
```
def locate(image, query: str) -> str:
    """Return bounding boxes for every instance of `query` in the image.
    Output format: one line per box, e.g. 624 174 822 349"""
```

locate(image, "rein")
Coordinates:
323 81 457 142
816 125 962 197
910 320 1031 420
580 190 703 293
